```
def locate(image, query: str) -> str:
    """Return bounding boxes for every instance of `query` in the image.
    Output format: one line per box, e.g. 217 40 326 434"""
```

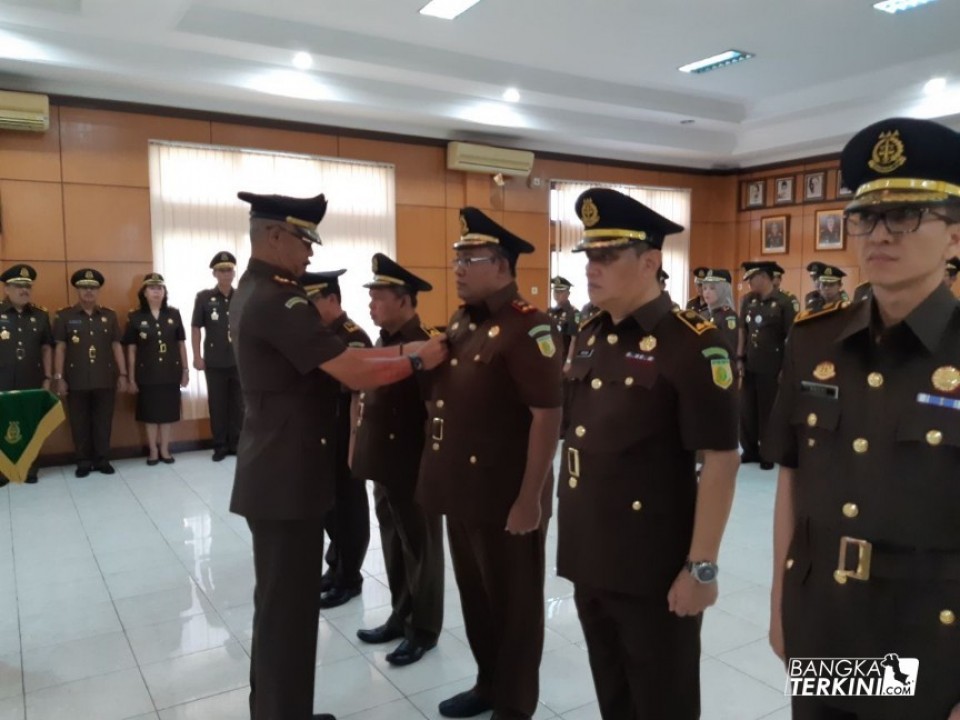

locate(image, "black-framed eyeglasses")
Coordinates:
844 207 956 237
451 256 498 269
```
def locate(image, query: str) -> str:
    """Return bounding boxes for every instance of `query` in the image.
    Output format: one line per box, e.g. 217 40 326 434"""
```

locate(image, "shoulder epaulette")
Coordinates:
273 275 299 287
674 309 716 335
795 300 848 324
31 304 47 312
344 320 361 333
421 323 441 337
579 311 603 331
511 299 537 314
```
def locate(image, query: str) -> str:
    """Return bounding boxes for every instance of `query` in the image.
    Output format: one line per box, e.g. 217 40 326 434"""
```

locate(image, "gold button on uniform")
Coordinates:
450 359 458 367
468 323 476 331
842 502 859 518
785 558 795 570
432 442 440 451
568 477 578 489
807 413 817 427
940 609 956 626
606 334 618 345
591 378 602 390
474 354 481 361
834 570 848 585
926 429 943 446
389 433 395 440
436 400 445 409
624 377 634 387
807 438 816 448
853 438 869 454
631 500 642 511
867 372 884 388
488 326 500 338
321 438 327 446
575 425 586 438
469 455 477 465
587 336 596 347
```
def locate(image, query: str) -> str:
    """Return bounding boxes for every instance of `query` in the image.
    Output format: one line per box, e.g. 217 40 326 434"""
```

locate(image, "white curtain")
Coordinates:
549 181 692 311
148 141 396 419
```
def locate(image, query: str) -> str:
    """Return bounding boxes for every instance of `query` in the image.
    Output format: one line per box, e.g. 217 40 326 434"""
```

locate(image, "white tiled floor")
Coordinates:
0 452 791 719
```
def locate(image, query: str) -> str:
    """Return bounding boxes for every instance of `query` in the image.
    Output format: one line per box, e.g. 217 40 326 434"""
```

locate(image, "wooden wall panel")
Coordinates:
60 107 210 187
63 261 153 317
403 266 449 328
338 138 445 208
63 184 152 262
0 180 65 261
502 210 550 270
395 205 447 269
464 173 503 211
516 266 550 311
0 106 62 182
210 122 338 157
24 261 69 313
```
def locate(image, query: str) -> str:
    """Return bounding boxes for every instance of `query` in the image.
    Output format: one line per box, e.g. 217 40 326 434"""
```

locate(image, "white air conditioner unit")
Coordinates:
0 91 50 132
447 142 534 177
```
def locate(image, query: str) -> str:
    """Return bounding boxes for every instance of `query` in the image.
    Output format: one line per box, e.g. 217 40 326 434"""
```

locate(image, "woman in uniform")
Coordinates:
700 269 739 354
123 273 189 464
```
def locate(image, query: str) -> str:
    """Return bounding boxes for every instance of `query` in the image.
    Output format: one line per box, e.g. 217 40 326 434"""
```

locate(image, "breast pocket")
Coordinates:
790 397 841 473
895 403 960 515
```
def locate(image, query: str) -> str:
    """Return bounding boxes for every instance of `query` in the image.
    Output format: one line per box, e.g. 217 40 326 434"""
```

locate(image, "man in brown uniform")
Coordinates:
353 253 445 666
0 264 54 485
558 188 739 719
53 269 127 477
548 276 579 358
229 191 447 720
418 208 563 720
301 269 373 609
192 251 243 461
767 117 960 720
737 261 797 470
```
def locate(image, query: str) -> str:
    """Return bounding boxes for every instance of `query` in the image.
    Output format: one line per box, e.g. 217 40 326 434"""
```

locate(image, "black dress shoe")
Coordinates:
0 477 8 487
318 586 361 609
25 477 38 484
96 462 115 475
319 571 336 594
147 458 160 466
490 713 530 720
439 689 492 718
75 465 91 478
386 638 436 666
160 455 175 464
760 461 775 470
227 448 238 456
740 453 760 464
357 623 404 644
312 714 336 720
212 449 228 462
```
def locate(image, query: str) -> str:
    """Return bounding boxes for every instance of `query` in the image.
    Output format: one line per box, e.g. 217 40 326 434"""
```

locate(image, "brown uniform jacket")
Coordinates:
764 286 960 718
0 301 53 390
328 312 373 473
741 290 797 374
706 304 739 356
417 283 563 525
191 288 236 368
548 300 579 357
228 259 346 520
557 294 739 595
122 307 186 385
53 304 122 391
353 314 436 496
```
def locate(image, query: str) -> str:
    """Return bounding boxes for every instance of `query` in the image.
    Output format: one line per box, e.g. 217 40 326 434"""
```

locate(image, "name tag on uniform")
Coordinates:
625 352 655 363
800 381 839 400
917 393 960 411
576 348 594 359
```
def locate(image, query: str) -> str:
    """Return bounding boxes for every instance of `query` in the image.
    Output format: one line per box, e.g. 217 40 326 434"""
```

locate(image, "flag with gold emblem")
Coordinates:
0 389 65 483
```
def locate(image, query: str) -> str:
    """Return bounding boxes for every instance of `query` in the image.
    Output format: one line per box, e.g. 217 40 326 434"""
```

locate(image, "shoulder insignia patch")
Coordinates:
795 300 845 324
528 324 557 358
579 311 603 331
702 346 734 389
344 321 360 333
273 275 298 287
676 310 715 335
285 296 308 309
421 324 442 338
511 299 537 314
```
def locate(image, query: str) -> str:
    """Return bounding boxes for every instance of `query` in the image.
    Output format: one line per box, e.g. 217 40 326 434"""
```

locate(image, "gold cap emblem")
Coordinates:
580 197 599 228
868 130 906 174
84 270 93 280
932 366 960 393
459 214 469 236
813 361 836 381
371 256 379 273
19 267 29 278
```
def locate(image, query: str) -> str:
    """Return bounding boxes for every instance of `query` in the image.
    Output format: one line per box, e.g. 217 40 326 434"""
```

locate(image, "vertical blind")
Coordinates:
148 141 396 419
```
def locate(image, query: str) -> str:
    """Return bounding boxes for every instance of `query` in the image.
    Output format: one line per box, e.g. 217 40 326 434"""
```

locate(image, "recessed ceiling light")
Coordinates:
292 52 313 70
502 87 520 103
873 0 938 14
678 50 755 75
680 119 695 125
419 0 483 20
923 77 947 94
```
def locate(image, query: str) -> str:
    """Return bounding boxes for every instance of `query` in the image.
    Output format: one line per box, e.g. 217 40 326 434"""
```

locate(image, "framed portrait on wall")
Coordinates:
816 209 845 250
804 171 826 201
761 215 788 255
836 169 854 197
774 176 794 205
743 179 765 209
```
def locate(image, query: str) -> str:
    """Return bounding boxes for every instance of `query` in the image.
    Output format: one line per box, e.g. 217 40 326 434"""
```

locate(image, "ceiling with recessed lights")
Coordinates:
0 0 958 168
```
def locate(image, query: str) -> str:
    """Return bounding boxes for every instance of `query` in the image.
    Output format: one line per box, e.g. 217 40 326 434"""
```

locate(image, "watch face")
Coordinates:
692 563 718 583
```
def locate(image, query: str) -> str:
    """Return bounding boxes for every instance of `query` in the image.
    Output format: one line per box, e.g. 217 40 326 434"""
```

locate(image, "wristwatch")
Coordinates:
408 353 424 372
685 560 719 584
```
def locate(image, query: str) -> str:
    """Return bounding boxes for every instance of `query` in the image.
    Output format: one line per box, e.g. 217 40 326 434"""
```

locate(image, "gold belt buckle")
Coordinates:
837 536 873 581
431 417 444 442
566 447 580 478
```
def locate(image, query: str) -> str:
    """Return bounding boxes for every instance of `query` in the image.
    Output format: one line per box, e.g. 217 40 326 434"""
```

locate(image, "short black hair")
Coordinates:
137 285 169 311
385 286 418 309
492 246 518 277
319 287 342 304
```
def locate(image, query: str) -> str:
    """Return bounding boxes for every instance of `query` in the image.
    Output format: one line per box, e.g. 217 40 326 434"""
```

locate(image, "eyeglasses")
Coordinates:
451 256 497 269
844 207 956 237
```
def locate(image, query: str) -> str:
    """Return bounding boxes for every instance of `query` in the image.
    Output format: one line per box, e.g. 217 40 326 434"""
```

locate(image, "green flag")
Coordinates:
0 389 65 483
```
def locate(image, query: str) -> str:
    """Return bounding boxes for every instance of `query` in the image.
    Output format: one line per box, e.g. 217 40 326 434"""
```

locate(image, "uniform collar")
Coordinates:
467 281 518 321
628 291 676 334
328 312 349 333
214 286 234 299
836 283 958 353
74 303 103 315
381 314 421 343
247 257 294 281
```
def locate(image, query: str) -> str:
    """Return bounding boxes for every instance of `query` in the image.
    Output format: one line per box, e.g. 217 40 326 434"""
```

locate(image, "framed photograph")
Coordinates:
743 179 765 209
816 209 845 250
774 176 795 205
761 215 788 255
836 169 853 197
804 171 826 202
